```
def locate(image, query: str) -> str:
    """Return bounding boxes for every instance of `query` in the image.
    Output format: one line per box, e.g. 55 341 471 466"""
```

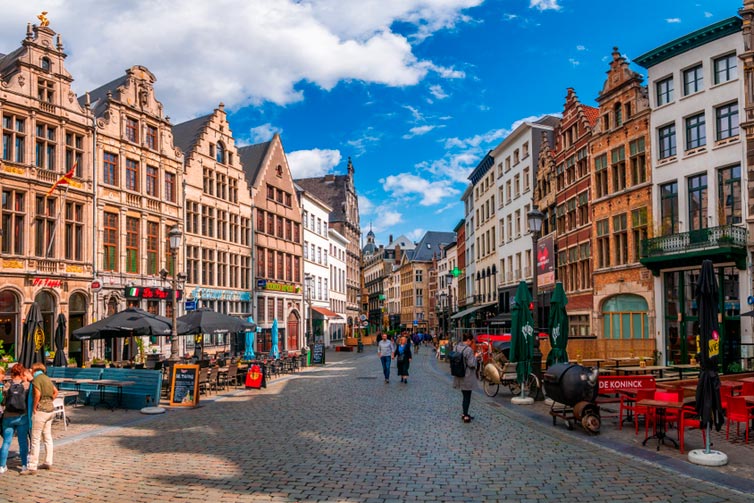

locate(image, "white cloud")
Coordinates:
358 195 376 215
380 173 459 206
346 131 382 156
530 0 562 12
576 45 586 51
503 13 518 21
0 1 480 122
429 84 449 100
247 123 282 144
666 18 682 23
287 148 342 178
403 124 443 139
443 128 508 150
569 58 580 67
704 12 713 18
407 228 425 242
403 105 425 122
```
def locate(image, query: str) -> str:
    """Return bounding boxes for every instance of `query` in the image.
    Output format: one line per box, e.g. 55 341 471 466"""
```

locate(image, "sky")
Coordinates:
0 0 745 247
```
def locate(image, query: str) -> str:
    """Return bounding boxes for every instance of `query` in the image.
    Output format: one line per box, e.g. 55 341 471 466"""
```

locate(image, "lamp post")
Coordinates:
168 225 183 362
527 209 545 399
444 272 454 342
304 274 313 348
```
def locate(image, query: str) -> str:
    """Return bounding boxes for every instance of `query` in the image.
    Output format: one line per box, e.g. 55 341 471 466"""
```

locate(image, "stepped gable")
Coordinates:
172 114 213 157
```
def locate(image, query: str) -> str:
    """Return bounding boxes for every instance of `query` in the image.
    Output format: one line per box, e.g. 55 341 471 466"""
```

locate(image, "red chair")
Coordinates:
740 381 754 397
649 389 684 436
678 406 706 454
720 384 735 411
619 389 655 436
725 396 754 443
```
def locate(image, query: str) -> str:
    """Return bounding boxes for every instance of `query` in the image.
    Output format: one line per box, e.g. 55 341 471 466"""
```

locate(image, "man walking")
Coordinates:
377 333 394 383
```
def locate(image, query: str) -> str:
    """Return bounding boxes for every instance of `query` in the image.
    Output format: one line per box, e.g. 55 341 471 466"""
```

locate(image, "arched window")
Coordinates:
216 142 225 164
602 294 648 339
41 57 51 72
0 290 20 356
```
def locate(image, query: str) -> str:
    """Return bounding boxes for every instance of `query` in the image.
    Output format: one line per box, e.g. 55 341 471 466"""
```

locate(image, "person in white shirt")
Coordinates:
377 333 394 383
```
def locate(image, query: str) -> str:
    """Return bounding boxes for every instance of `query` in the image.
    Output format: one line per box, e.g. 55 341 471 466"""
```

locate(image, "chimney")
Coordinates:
389 234 393 244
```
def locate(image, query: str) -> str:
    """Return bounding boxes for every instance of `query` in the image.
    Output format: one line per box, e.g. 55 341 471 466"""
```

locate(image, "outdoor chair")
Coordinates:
649 389 684 434
619 389 655 436
740 381 754 396
720 385 735 411
198 367 211 395
725 396 754 443
224 364 239 388
208 367 219 393
53 397 68 430
678 407 705 454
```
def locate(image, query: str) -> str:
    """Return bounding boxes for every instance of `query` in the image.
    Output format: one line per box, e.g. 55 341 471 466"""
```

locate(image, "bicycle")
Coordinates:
476 342 541 399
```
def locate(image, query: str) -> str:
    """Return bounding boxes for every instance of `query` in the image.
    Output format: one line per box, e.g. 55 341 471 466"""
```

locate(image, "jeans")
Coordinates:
1 415 29 468
28 410 55 470
462 390 472 416
380 356 392 380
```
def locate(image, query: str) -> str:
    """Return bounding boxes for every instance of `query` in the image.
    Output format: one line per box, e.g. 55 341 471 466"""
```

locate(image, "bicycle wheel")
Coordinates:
524 373 540 399
483 379 499 397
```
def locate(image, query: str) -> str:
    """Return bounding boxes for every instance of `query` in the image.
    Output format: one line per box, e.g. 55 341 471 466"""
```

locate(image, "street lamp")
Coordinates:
445 272 454 341
168 225 183 361
527 209 544 328
304 273 313 347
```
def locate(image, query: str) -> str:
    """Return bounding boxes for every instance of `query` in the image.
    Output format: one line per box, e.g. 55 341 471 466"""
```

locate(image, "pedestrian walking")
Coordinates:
23 363 58 475
412 332 421 353
453 333 480 423
1 364 30 474
377 333 393 383
394 335 413 384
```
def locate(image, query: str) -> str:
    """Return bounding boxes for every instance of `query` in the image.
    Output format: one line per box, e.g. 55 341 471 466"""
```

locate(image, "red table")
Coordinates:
638 399 685 451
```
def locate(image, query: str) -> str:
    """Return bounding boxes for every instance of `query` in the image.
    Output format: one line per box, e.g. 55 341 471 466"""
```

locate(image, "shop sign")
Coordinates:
259 281 295 293
91 279 103 292
33 277 63 289
124 286 183 301
192 288 250 301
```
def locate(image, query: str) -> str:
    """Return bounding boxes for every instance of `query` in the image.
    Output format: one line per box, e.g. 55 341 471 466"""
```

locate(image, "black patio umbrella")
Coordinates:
72 308 176 340
177 308 256 335
19 303 46 368
52 313 68 367
695 260 725 453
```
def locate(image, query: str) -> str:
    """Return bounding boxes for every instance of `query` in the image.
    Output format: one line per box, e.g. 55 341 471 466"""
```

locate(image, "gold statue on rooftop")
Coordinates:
38 11 50 27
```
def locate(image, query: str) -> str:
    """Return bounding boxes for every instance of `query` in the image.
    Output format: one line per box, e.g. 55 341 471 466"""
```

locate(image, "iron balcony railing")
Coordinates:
641 224 747 258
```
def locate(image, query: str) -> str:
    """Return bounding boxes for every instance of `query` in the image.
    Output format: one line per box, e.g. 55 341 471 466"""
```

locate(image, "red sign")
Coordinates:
597 375 656 395
124 286 183 301
33 277 63 288
91 280 102 291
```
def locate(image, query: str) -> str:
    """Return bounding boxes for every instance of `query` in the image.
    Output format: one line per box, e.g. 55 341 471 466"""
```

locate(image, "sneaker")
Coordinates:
19 466 27 473
19 469 36 476
0 466 7 474
385 379 389 383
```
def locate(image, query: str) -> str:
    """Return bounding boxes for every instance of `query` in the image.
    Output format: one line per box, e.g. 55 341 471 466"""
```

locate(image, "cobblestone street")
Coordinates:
3 350 753 502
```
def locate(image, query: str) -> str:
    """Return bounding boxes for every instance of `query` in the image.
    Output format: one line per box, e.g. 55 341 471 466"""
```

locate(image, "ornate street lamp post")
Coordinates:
527 209 544 328
304 273 313 348
168 225 184 362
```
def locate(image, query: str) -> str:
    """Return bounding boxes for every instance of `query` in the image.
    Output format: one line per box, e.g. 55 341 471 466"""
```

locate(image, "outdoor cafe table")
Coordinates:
581 358 606 369
616 365 671 378
638 399 685 451
738 376 754 384
92 380 136 411
670 364 700 380
606 357 650 369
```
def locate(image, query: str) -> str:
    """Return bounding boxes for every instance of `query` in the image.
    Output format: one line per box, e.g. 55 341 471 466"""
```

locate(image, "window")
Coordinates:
522 141 529 158
683 65 703 95
146 166 158 197
514 174 520 198
40 57 51 72
203 168 214 195
64 132 83 176
632 207 648 261
216 142 225 164
577 147 588 178
602 295 649 339
125 159 139 191
1 190 25 254
714 53 737 84
718 165 742 225
656 77 673 106
715 102 739 141
125 117 138 143
685 113 706 150
660 182 678 234
126 217 139 273
594 154 608 197
658 123 676 159
614 102 623 127
146 221 159 275
614 213 628 265
629 138 646 185
596 219 610 268
610 146 626 193
523 167 530 191
513 149 519 164
415 269 423 282
687 174 708 231
164 172 176 202
103 152 118 186
34 196 55 258
506 181 511 203
578 192 588 225
37 78 54 103
64 202 83 261
35 123 56 170
103 212 118 271
2 115 25 163
146 125 157 150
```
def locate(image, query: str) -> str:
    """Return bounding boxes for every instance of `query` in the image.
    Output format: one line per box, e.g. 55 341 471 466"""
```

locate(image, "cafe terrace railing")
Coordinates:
640 224 747 258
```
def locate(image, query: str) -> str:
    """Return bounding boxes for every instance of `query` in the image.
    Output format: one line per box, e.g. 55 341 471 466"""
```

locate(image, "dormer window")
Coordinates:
276 165 283 177
41 57 51 72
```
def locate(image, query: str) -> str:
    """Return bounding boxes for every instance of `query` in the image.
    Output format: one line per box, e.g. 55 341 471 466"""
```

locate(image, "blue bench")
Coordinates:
47 367 104 405
47 367 162 409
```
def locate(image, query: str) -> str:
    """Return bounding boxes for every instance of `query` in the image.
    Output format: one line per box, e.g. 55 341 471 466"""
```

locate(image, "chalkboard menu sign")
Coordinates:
312 343 325 364
170 364 200 407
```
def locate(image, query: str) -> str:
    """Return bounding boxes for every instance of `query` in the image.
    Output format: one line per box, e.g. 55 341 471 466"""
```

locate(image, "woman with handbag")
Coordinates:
393 335 413 384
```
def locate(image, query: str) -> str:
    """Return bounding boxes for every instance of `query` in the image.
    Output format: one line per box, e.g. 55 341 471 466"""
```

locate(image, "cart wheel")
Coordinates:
508 382 520 395
523 373 540 399
566 420 573 430
483 380 499 397
582 414 601 434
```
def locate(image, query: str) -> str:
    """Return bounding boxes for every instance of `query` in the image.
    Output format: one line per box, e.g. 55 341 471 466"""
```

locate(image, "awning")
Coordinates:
487 313 510 325
450 304 485 320
312 306 343 319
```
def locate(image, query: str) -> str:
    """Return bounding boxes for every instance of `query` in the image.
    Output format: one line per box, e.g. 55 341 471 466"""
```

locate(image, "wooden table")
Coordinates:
582 358 606 369
617 365 671 378
638 399 685 450
670 364 700 380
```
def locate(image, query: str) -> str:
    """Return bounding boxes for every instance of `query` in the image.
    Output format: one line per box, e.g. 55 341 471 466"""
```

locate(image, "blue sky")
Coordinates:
0 0 744 246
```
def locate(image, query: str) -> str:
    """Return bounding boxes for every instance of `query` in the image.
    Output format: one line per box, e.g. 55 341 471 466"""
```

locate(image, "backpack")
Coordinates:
449 346 468 378
4 382 27 413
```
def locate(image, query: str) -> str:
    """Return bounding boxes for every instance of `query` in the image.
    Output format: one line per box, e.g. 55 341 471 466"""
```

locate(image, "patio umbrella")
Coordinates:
72 308 175 340
52 313 67 367
546 282 569 367
694 260 725 453
243 316 256 360
509 281 534 398
19 303 46 368
271 318 280 359
177 308 255 335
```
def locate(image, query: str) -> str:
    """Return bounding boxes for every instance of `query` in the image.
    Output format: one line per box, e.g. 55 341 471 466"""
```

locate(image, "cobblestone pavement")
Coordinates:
2 349 752 503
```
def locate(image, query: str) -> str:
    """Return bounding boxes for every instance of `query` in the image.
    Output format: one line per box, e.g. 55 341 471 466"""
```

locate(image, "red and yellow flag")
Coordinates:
45 165 76 197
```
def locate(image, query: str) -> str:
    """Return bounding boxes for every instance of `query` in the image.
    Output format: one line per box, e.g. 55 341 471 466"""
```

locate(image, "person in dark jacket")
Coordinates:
394 335 413 384
453 333 480 423
1 364 30 473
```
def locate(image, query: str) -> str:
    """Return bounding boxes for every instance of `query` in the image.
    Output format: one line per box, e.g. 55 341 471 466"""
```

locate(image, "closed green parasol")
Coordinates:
546 282 569 367
509 281 534 394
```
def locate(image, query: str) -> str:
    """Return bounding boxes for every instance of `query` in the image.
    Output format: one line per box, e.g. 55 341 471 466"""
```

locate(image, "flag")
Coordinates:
45 165 76 197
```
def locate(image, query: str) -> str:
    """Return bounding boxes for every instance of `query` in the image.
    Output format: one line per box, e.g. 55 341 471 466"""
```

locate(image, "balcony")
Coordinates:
640 224 747 276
